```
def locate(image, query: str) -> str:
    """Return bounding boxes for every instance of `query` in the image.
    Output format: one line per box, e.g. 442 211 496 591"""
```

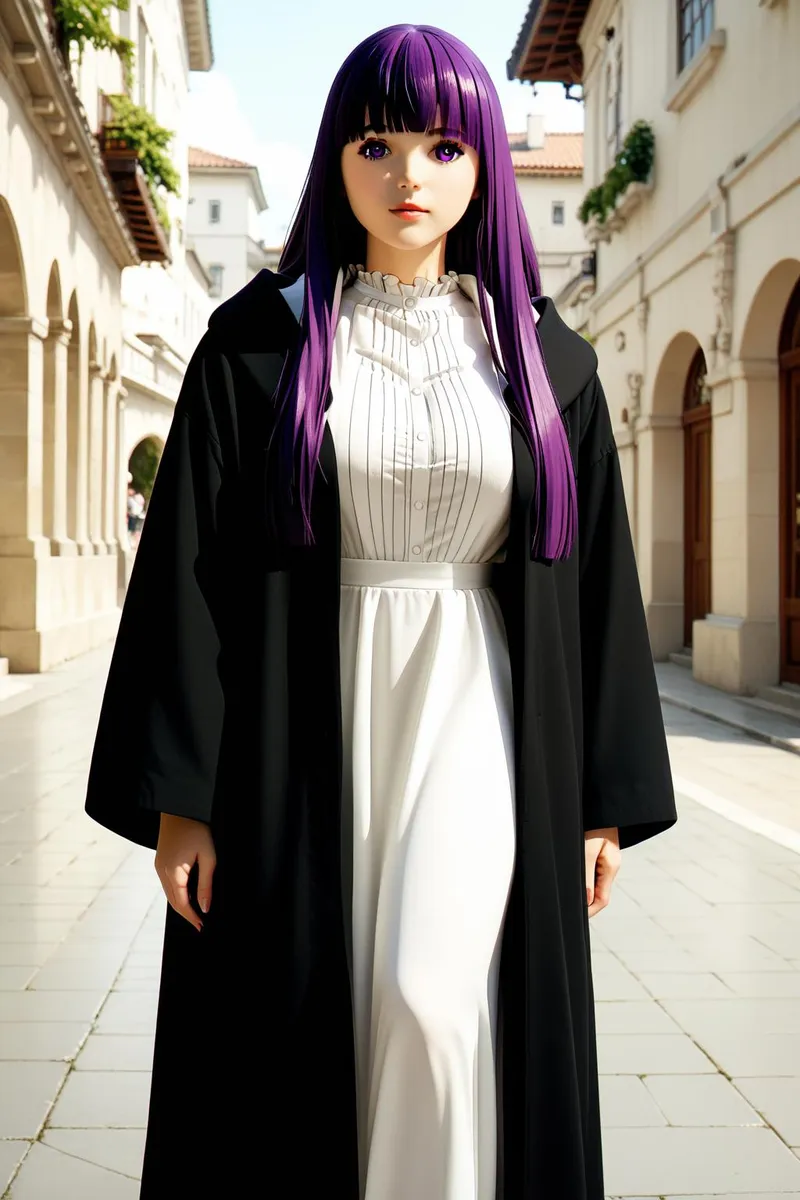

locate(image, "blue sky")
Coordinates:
188 0 585 244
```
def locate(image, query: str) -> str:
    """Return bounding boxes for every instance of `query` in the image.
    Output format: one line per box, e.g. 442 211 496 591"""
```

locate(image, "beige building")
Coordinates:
509 115 592 303
509 0 800 697
0 0 211 673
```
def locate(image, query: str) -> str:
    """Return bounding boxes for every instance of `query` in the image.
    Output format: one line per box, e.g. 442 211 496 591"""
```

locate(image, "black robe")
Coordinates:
85 268 676 1199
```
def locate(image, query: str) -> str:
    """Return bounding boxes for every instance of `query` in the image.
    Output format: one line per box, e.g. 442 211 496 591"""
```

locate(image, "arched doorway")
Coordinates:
127 435 164 546
779 280 800 683
682 348 712 647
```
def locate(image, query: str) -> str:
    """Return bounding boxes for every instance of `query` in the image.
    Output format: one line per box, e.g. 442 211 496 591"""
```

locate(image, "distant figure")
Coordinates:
126 486 145 548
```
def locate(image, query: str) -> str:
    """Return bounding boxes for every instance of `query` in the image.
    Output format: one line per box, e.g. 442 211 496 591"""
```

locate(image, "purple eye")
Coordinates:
434 141 464 163
359 141 389 161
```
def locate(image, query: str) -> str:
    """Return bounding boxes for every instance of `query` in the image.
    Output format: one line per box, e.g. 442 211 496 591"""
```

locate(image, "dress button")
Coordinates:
414 501 424 510
412 387 421 395
412 545 421 555
410 339 420 347
416 431 425 442
404 297 416 310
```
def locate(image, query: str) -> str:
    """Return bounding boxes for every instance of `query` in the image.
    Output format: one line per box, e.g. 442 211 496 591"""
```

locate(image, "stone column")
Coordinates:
87 358 107 554
635 413 684 660
66 332 92 555
0 316 51 670
115 389 134 598
102 375 119 552
116 391 130 552
43 317 77 556
693 359 780 692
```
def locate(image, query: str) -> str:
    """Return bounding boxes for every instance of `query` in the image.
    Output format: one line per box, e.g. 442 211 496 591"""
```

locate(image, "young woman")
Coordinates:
86 23 676 1200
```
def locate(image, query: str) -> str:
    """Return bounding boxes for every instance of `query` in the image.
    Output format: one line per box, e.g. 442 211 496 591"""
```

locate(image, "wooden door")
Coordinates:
683 351 712 647
779 282 800 682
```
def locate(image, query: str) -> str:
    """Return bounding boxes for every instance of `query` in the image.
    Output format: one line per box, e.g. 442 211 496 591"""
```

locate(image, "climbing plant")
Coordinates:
578 120 655 226
53 0 134 87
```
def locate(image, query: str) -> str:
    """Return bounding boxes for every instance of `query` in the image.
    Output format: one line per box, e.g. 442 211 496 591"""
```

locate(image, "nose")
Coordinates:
395 149 424 192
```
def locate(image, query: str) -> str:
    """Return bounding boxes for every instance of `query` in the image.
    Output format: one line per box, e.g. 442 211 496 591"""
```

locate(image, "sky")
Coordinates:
187 0 585 246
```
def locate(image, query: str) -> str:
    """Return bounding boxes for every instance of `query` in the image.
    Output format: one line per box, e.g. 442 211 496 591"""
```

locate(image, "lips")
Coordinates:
390 204 428 213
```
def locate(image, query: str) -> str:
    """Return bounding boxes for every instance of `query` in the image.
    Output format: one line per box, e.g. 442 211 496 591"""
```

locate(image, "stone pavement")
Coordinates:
0 649 800 1197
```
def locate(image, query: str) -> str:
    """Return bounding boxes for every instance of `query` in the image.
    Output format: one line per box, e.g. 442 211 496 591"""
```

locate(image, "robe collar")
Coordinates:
207 268 597 412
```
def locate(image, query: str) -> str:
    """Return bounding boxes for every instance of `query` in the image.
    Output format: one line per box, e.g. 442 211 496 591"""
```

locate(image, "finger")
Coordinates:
585 846 600 907
196 851 216 915
169 868 203 932
588 860 616 917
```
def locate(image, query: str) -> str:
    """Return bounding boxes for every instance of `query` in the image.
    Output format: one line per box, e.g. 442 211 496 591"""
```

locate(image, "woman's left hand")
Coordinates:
584 827 621 917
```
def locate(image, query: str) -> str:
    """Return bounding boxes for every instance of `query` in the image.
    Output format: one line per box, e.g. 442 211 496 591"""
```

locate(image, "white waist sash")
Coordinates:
340 558 494 590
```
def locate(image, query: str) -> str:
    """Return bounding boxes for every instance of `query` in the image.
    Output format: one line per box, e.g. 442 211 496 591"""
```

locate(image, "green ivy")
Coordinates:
578 120 655 226
105 94 180 231
129 438 162 504
578 185 606 226
53 0 134 87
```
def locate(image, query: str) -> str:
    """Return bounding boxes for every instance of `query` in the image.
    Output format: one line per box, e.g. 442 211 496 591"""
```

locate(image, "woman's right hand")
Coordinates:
155 813 217 933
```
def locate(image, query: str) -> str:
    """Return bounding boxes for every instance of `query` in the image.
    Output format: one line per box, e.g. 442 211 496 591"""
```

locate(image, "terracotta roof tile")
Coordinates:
508 131 583 174
188 146 254 170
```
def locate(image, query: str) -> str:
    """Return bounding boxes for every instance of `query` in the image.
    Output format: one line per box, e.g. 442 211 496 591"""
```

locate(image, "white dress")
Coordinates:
326 266 517 1200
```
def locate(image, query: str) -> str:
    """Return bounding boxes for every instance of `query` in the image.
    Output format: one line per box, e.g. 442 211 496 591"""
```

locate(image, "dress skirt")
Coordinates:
339 558 516 1200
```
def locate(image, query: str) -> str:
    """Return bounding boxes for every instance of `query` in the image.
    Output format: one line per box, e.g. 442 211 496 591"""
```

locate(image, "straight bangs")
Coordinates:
334 28 483 155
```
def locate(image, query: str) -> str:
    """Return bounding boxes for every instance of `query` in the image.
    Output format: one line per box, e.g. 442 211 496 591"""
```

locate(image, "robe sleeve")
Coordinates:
85 335 226 850
577 376 677 850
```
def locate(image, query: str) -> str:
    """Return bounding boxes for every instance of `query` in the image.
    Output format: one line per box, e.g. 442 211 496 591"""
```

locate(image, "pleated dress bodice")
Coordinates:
326 266 513 565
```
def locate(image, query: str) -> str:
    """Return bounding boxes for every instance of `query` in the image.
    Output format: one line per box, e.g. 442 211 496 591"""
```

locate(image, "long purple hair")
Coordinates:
273 23 577 562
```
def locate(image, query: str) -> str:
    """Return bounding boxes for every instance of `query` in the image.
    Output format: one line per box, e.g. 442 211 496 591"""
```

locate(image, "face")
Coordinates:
340 123 480 254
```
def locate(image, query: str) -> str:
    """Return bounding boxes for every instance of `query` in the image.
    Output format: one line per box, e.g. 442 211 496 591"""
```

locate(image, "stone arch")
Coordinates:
46 260 62 321
128 434 165 505
0 195 27 317
651 331 704 419
734 260 800 687
740 259 800 362
127 435 164 546
66 291 83 542
776 273 800 683
641 331 707 658
0 195 29 564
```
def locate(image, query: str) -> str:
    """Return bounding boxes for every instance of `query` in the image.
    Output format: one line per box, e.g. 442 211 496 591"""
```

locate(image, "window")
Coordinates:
209 200 221 224
552 202 565 225
605 41 624 167
678 0 715 72
208 264 224 298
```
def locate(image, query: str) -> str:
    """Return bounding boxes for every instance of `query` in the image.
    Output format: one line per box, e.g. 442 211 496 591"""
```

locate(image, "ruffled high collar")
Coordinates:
345 263 461 300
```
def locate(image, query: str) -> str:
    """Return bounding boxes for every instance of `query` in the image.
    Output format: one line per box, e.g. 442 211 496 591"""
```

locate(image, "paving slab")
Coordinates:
602 1126 800 1195
2 641 800 1197
7 1142 139 1198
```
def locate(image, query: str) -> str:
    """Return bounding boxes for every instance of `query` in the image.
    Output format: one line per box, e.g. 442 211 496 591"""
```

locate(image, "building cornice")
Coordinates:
0 0 139 269
179 0 213 72
189 163 268 213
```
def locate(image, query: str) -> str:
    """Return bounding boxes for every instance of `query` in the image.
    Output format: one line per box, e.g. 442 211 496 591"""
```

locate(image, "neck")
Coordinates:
363 236 447 285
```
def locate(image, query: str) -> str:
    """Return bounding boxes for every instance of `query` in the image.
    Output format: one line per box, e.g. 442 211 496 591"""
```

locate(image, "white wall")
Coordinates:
188 173 261 302
517 173 589 298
